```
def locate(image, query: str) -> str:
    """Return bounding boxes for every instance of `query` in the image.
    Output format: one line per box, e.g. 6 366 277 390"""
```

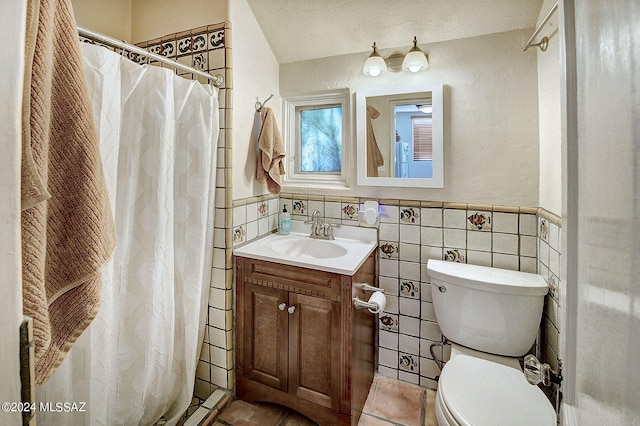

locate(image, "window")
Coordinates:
412 116 432 161
284 90 350 187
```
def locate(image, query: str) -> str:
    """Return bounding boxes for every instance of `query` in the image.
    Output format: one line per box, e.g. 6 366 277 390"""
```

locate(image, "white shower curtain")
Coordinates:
36 43 219 425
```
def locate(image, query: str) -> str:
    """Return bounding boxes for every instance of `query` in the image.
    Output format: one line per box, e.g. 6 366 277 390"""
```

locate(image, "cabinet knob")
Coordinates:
278 303 286 311
287 306 296 314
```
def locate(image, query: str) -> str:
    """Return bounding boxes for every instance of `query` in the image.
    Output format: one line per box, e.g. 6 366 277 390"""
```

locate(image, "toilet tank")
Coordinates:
427 260 549 357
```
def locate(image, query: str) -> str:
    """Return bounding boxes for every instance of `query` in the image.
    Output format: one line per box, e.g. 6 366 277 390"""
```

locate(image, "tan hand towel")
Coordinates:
366 105 384 177
256 107 286 194
22 0 116 384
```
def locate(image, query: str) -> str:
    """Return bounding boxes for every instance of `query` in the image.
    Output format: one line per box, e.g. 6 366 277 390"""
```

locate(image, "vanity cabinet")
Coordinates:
235 254 376 425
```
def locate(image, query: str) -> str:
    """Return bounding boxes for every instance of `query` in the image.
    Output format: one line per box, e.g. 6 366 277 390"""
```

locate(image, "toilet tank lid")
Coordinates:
427 260 549 296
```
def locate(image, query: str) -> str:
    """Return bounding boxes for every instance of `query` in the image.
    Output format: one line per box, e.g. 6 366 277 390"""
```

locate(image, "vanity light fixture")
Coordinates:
363 36 429 77
402 36 429 72
362 42 387 77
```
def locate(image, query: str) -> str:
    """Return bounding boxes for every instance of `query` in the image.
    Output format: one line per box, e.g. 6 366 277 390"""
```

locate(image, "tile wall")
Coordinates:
133 22 236 399
536 211 562 407
233 193 561 401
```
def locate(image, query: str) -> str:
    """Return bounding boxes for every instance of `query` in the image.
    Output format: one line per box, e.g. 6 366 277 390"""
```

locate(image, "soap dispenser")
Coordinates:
279 204 291 235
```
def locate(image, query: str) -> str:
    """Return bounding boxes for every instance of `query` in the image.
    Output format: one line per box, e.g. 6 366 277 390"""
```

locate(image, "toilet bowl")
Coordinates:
435 344 556 426
426 260 557 426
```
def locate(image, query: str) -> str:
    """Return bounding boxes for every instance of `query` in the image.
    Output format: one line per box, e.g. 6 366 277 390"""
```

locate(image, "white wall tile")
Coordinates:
400 224 420 244
520 235 537 257
443 228 466 249
421 208 442 227
399 243 421 262
467 230 491 252
232 205 246 227
380 205 399 223
379 258 399 278
379 276 399 296
246 203 258 222
379 223 399 241
466 250 492 267
520 214 537 236
399 261 421 281
493 232 519 255
421 226 443 247
444 209 467 229
420 320 442 341
379 330 399 350
493 212 519 233
492 253 519 270
399 334 420 355
399 297 421 318
399 315 421 337
379 347 398 368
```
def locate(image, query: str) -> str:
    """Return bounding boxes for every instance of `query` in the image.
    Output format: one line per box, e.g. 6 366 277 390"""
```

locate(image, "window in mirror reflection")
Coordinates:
393 103 432 178
299 105 342 173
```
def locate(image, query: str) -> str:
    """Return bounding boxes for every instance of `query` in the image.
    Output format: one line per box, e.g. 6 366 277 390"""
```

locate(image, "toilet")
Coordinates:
427 260 556 426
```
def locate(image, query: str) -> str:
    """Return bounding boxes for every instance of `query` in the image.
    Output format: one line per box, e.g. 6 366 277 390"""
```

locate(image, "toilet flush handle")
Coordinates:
524 354 562 387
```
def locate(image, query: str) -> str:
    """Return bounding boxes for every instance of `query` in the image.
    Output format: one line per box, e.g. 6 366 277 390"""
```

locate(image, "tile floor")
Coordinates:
209 375 437 426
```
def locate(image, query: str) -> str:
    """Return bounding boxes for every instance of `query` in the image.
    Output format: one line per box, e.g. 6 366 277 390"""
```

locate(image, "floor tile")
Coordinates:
209 375 434 426
357 413 396 425
362 376 425 426
216 400 286 426
424 389 437 426
281 410 318 425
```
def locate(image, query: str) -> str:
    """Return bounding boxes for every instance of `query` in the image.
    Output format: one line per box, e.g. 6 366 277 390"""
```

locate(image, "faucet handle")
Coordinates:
324 223 335 239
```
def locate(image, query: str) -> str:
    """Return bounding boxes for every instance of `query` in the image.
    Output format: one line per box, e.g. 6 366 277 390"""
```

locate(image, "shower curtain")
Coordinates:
36 43 219 425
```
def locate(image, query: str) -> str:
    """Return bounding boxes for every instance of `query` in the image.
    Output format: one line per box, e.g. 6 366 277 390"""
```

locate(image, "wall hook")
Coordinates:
255 94 274 112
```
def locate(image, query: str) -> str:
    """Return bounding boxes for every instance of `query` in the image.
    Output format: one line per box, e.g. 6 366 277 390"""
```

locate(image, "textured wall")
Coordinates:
71 0 132 40
279 29 540 206
131 0 227 43
537 0 562 217
229 0 282 201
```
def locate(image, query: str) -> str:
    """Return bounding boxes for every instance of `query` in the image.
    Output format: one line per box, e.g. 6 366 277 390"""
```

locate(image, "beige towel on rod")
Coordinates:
366 105 384 177
22 0 116 384
256 107 286 194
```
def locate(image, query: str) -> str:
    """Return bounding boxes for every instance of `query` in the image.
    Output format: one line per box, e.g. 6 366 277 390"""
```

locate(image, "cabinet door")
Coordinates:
243 283 289 392
288 293 341 411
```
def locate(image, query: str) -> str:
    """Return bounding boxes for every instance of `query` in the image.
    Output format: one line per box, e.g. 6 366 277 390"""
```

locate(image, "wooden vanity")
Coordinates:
235 253 376 425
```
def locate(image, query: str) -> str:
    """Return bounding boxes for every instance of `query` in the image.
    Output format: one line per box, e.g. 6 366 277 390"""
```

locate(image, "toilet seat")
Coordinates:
437 351 556 426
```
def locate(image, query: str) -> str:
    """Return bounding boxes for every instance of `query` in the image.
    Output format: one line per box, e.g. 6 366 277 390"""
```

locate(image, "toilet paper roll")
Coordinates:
367 291 386 314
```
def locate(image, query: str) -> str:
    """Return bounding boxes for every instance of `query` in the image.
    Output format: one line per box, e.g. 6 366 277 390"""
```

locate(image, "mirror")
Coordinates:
356 82 443 187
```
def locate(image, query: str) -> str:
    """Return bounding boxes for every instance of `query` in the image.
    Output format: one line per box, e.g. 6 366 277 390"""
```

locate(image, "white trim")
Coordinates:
355 82 444 188
561 403 578 426
282 89 350 188
559 0 578 407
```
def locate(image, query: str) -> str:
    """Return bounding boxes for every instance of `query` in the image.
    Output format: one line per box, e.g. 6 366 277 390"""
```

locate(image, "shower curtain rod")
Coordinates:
77 26 224 87
522 1 558 52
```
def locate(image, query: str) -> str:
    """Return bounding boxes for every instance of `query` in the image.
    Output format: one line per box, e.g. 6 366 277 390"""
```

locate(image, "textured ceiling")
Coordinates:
246 0 544 64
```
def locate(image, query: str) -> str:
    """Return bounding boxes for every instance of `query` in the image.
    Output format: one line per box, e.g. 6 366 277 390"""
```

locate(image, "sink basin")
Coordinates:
233 220 377 275
271 238 348 259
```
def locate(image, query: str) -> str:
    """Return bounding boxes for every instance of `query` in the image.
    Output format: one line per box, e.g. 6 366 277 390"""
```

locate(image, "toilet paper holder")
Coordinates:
353 283 385 313
358 283 385 293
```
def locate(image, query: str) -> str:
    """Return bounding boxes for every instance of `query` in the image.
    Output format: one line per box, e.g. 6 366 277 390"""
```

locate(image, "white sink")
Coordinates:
233 220 377 275
271 237 348 259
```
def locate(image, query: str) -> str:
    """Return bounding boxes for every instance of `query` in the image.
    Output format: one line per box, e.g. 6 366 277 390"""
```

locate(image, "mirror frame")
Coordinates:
356 82 444 188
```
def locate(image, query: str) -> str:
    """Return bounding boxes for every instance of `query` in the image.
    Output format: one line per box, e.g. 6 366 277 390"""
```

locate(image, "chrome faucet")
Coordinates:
305 210 340 240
